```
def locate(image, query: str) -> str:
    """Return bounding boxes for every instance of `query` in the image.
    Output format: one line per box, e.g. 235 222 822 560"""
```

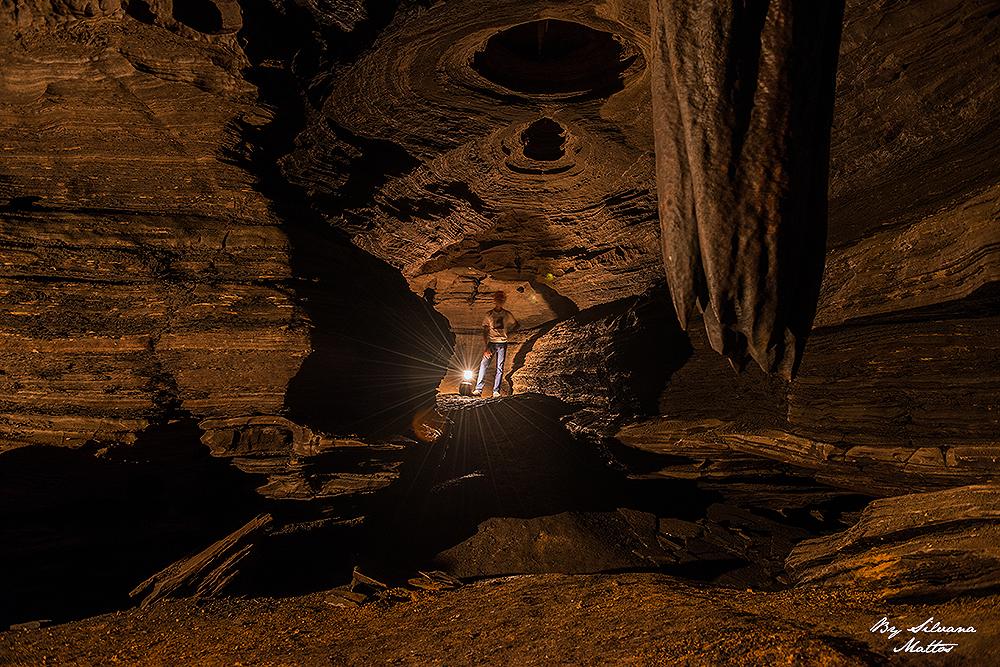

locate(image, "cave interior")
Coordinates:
0 0 998 662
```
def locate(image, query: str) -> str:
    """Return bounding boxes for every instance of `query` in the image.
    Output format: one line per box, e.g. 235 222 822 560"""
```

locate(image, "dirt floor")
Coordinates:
2 573 996 666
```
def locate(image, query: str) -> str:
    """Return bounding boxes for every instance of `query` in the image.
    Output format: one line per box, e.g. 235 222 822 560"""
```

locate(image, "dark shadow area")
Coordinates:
227 0 453 438
359 395 789 582
123 0 156 24
228 519 360 598
321 121 420 210
595 286 691 417
0 421 265 627
521 118 565 161
172 0 223 34
281 222 454 437
528 278 579 319
0 195 43 212
472 19 636 97
781 0 845 376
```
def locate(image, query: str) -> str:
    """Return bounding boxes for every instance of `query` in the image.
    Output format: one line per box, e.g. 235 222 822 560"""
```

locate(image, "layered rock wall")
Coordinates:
0 5 450 448
0 18 303 447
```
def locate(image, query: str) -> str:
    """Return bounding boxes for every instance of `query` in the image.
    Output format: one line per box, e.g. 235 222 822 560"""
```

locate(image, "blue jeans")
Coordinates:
475 342 507 394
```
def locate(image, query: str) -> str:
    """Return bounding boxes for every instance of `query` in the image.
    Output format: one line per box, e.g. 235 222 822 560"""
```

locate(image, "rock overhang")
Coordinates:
278 1 663 387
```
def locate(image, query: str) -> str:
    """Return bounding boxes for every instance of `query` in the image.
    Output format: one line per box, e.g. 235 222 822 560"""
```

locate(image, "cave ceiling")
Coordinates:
282 0 662 334
282 0 999 369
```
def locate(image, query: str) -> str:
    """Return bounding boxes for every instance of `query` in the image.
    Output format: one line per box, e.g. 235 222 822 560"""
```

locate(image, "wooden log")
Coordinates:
129 513 273 608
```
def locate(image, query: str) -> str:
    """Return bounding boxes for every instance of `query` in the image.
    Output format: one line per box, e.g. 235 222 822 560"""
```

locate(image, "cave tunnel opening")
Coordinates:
472 19 634 95
521 118 566 161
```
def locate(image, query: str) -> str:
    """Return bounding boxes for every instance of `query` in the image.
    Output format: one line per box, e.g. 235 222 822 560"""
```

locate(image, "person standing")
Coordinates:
473 290 518 397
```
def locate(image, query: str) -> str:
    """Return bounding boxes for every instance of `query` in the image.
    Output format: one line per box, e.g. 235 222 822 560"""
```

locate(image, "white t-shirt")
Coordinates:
483 308 517 343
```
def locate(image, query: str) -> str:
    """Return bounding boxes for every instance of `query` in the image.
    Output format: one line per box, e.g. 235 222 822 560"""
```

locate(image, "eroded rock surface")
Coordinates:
2 0 995 484
200 415 408 501
787 484 1000 600
511 287 689 438
649 0 844 378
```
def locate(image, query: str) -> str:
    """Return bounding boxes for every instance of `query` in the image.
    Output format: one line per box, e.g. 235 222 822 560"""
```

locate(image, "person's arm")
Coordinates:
507 312 519 334
482 324 492 357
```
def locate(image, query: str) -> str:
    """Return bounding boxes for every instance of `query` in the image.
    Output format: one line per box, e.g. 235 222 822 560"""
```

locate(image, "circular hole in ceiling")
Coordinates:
521 118 565 161
472 19 635 96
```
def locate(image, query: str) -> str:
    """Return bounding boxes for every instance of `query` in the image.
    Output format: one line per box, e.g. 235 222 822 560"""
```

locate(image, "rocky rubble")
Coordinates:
199 415 408 501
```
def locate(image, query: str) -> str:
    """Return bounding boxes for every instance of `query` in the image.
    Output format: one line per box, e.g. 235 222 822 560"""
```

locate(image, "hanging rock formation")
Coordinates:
618 0 999 495
649 0 845 377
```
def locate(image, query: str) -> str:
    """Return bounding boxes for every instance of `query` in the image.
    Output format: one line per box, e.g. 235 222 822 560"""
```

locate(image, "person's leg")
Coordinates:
474 345 491 393
492 344 506 395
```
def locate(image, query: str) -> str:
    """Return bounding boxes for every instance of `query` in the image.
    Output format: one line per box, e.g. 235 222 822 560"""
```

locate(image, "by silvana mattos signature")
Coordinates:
870 616 977 654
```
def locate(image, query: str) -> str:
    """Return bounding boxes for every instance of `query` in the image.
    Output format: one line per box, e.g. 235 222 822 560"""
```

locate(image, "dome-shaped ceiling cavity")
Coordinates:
521 118 565 161
472 19 635 96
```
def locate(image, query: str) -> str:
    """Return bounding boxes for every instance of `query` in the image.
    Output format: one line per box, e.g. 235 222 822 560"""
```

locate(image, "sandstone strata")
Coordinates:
0 8 449 447
787 484 1000 599
0 17 295 447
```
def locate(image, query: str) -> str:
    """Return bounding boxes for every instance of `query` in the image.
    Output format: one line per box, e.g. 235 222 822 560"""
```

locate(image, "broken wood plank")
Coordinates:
129 513 273 608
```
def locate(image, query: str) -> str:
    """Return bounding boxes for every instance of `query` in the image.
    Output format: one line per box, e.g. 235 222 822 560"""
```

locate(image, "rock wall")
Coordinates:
511 287 690 438
0 15 300 447
0 3 450 449
0 2 452 625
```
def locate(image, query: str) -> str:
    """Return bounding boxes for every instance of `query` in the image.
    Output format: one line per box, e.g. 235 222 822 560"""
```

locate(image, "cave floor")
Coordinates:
3 574 997 666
